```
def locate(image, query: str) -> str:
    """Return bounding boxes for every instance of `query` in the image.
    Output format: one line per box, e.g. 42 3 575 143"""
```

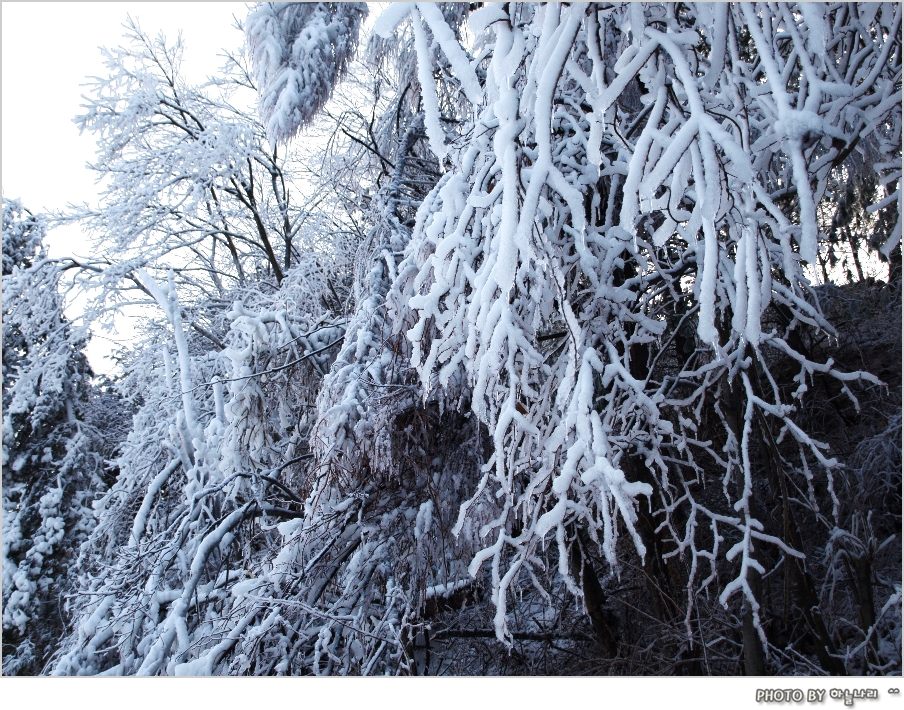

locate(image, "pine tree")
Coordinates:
2 198 106 674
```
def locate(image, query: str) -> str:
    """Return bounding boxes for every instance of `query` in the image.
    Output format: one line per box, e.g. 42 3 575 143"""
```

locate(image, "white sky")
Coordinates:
2 2 252 370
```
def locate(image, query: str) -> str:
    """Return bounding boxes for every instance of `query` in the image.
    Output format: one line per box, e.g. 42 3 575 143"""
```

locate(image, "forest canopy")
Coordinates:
2 2 901 676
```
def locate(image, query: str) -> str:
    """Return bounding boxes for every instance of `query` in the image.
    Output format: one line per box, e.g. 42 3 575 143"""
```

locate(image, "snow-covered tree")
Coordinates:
28 2 901 676
247 1 902 674
246 2 368 142
48 21 363 676
2 198 107 674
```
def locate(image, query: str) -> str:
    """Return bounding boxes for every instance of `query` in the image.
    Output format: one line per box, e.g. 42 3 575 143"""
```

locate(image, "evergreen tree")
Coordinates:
2 198 106 674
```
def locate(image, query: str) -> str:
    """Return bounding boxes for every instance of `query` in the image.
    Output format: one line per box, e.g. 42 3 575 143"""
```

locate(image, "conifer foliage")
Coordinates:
2 199 105 674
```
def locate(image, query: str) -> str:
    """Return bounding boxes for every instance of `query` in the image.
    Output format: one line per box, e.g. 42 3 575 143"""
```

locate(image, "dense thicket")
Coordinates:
2 2 900 675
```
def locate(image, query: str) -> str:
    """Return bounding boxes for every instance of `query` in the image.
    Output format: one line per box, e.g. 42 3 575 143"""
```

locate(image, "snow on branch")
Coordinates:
246 2 368 143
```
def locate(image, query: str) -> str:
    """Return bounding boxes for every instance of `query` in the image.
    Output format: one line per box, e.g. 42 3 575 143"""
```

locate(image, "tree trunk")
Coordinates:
570 528 619 657
754 406 847 676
